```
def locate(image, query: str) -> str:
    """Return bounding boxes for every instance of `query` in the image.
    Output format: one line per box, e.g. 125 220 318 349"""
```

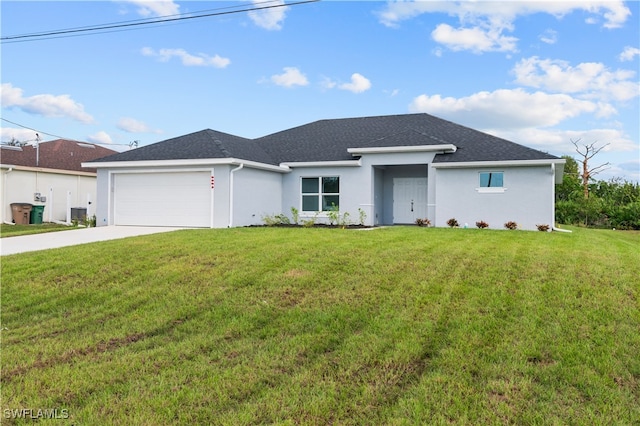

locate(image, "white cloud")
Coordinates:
117 117 161 134
619 46 640 62
1 83 94 124
539 29 558 45
1 127 39 143
377 1 630 53
248 0 288 30
119 0 180 17
409 88 597 130
431 23 517 53
339 73 371 93
271 67 309 88
513 56 640 102
87 131 113 145
141 47 230 68
408 88 638 157
491 127 637 154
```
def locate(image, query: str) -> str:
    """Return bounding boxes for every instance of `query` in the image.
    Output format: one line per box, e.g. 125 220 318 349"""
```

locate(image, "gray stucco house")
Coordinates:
84 113 565 230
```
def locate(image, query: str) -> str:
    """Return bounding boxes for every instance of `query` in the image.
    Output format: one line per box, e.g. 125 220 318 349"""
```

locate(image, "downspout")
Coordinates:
3 167 15 225
228 163 244 228
550 162 572 233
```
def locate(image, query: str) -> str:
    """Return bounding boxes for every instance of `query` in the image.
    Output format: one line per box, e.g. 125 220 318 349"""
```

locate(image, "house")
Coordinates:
1 139 118 224
84 113 565 230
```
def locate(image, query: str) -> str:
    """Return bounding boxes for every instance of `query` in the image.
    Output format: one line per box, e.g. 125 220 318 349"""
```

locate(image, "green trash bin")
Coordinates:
30 205 45 224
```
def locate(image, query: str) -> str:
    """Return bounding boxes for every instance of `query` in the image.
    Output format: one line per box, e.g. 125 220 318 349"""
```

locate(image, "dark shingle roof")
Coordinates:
90 113 559 165
93 129 276 165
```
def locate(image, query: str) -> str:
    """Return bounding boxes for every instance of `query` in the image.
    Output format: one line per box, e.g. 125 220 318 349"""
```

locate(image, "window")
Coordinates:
301 177 339 211
479 172 503 188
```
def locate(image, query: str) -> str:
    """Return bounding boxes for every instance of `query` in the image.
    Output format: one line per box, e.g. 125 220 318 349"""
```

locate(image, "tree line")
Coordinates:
556 155 640 230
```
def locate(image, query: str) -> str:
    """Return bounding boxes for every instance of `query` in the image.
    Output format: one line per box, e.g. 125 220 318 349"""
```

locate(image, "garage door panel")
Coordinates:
115 172 211 227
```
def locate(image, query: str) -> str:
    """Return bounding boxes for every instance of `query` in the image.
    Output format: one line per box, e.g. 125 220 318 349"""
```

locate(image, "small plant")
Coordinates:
327 203 340 225
290 207 299 225
476 220 489 229
415 218 431 227
262 213 290 226
358 208 367 226
504 221 518 230
88 214 97 228
536 224 550 232
447 218 459 228
338 211 351 227
301 211 320 228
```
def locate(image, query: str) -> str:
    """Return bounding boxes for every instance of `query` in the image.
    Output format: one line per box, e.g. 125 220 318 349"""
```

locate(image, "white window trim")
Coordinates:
477 171 505 193
476 187 508 193
301 176 340 213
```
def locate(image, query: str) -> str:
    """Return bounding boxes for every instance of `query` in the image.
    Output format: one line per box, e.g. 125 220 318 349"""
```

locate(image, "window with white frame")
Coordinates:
301 177 339 211
479 171 504 188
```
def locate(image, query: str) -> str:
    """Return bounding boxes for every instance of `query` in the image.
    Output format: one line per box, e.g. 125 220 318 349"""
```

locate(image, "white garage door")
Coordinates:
114 172 212 227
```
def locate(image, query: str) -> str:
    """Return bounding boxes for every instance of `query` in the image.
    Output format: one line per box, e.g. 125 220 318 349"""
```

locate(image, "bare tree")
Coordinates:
571 138 610 198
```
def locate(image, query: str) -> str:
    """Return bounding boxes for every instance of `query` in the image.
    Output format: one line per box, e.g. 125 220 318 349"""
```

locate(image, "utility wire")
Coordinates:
1 0 319 44
0 117 131 147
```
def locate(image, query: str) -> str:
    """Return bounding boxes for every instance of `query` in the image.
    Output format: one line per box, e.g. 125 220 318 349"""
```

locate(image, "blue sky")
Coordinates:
2 1 639 181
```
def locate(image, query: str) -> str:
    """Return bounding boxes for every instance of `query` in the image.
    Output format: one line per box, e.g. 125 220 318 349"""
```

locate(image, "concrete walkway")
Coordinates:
1 226 185 256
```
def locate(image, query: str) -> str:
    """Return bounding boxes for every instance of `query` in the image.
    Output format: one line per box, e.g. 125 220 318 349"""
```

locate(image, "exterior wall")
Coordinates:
1 167 96 223
280 152 436 226
281 165 369 225
95 169 110 226
432 165 555 230
231 166 282 227
96 164 281 228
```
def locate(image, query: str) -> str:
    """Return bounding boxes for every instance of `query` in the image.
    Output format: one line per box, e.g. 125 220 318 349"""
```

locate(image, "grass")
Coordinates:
0 223 76 238
1 226 639 424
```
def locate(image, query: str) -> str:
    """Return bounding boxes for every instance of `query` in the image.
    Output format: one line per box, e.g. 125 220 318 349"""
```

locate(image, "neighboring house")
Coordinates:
84 113 565 230
1 139 118 224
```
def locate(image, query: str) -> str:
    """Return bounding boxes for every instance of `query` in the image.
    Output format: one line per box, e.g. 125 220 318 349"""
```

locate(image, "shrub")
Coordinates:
338 211 351 227
415 218 431 227
504 221 518 230
536 224 550 232
446 218 459 228
262 213 290 226
358 208 367 226
290 207 299 225
327 204 340 225
475 220 489 229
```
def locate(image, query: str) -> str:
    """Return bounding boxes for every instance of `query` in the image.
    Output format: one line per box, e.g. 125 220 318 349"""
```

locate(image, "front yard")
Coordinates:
1 226 638 424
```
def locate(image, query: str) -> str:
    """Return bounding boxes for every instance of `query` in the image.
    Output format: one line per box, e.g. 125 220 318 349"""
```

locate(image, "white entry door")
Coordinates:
393 178 427 224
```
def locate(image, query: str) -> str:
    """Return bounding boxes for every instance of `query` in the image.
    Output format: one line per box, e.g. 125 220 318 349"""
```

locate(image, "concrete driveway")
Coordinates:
1 226 185 256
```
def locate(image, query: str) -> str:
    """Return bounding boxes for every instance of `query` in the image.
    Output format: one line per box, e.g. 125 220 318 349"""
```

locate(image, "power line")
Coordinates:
1 0 319 44
0 117 131 147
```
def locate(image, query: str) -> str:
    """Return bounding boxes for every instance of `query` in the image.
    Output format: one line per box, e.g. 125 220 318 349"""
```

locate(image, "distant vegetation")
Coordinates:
556 156 640 229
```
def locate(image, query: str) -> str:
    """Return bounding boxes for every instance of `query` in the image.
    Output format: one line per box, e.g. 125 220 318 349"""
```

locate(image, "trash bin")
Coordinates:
30 205 45 224
71 207 87 222
10 203 33 225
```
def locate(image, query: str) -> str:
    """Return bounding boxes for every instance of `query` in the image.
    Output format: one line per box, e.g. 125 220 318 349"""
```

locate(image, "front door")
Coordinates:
393 178 427 224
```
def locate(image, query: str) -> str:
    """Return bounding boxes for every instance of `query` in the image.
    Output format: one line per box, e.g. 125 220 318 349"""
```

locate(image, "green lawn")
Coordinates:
2 227 639 424
0 223 76 238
